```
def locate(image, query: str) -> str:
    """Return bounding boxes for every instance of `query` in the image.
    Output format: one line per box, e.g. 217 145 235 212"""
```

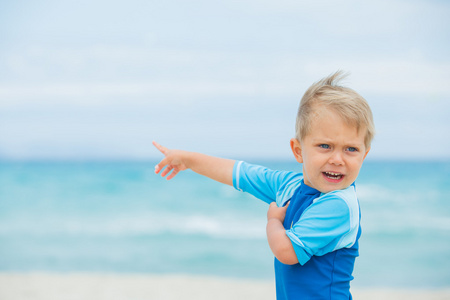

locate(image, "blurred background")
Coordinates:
1 0 449 290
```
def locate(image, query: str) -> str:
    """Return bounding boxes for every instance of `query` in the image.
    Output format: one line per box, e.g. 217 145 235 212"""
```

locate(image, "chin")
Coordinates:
319 182 351 193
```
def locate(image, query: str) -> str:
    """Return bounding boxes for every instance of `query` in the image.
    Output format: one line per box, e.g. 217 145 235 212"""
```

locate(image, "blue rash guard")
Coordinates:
233 161 361 300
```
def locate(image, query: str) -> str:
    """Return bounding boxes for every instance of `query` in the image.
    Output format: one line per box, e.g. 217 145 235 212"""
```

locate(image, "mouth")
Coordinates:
322 171 345 182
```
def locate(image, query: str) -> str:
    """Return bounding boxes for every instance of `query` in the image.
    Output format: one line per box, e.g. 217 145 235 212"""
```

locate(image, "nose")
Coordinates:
328 151 344 165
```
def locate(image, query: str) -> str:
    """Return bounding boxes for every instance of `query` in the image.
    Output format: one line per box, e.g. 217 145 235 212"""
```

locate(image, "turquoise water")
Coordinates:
0 160 449 287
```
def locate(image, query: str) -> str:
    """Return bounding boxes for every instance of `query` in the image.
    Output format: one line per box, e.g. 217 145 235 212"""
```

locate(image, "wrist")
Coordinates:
183 151 196 169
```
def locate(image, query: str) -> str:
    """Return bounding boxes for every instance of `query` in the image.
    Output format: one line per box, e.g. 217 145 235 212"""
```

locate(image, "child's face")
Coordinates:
291 108 370 193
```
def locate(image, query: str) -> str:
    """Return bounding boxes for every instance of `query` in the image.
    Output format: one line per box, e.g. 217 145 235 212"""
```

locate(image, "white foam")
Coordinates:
0 212 267 240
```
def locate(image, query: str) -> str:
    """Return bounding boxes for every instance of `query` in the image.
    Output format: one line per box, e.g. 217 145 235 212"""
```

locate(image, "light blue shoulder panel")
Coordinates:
233 161 303 205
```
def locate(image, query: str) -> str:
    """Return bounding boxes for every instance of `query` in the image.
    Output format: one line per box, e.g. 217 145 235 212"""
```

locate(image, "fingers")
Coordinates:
269 201 288 209
152 141 181 180
154 157 169 174
269 202 278 209
155 162 179 180
160 165 173 177
152 141 168 155
166 168 179 180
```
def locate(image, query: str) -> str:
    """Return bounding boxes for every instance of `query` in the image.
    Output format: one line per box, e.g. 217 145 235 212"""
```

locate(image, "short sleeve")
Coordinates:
285 193 359 265
232 161 300 204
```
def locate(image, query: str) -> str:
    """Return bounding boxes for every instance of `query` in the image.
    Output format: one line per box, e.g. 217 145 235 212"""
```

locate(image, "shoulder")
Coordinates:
286 185 361 263
314 185 360 231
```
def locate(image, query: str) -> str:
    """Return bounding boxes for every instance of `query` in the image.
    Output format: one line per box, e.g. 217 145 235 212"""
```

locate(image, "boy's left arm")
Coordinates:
266 202 298 265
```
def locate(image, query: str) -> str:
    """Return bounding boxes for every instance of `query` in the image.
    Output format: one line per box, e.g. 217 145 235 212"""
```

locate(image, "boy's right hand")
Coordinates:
153 141 235 186
153 141 190 180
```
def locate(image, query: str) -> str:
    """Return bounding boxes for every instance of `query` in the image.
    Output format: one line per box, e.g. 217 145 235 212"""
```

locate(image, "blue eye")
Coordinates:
319 144 330 149
347 147 358 152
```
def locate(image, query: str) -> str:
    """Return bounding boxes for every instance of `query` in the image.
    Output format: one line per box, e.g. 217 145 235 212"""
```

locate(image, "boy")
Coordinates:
153 71 375 299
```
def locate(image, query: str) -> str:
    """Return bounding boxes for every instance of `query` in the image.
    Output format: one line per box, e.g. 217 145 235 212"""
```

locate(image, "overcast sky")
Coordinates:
1 0 449 161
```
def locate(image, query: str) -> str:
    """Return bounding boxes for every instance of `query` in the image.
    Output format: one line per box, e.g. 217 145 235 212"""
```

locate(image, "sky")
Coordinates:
0 0 449 161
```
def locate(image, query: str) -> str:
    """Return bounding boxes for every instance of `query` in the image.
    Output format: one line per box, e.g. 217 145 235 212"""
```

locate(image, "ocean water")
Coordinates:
0 160 449 288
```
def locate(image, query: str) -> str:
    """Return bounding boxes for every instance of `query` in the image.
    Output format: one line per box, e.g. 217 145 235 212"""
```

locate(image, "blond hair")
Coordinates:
295 71 375 148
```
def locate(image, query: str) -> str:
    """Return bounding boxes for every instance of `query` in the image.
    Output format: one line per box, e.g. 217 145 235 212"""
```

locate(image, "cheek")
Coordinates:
308 153 326 166
304 156 322 174
347 159 364 175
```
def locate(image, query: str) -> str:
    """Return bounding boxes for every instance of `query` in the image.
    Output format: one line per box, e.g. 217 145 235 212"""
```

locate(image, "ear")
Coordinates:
363 147 370 160
290 138 303 163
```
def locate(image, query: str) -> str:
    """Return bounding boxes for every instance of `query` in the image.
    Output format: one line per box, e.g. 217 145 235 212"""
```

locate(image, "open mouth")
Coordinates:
323 172 344 181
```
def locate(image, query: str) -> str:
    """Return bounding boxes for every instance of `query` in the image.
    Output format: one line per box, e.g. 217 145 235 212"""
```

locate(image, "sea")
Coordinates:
0 159 449 288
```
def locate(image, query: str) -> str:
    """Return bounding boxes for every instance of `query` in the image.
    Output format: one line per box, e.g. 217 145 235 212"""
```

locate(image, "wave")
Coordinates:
0 212 267 240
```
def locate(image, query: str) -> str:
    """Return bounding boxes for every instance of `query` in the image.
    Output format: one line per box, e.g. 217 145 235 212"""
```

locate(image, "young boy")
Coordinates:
153 71 375 299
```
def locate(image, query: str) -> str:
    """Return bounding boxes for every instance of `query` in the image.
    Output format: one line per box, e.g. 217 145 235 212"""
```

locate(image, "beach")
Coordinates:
1 272 449 300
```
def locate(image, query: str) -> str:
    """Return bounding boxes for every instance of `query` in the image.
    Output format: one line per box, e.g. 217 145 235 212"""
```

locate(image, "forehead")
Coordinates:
308 108 366 145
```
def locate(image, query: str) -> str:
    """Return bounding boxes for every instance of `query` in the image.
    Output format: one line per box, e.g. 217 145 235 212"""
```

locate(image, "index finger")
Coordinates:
152 141 168 155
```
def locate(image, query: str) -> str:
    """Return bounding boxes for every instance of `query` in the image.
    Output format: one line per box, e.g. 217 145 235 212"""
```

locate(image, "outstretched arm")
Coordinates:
153 141 235 186
266 202 298 265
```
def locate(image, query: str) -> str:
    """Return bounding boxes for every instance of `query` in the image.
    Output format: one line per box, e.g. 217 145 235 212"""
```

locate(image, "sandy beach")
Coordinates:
1 272 449 300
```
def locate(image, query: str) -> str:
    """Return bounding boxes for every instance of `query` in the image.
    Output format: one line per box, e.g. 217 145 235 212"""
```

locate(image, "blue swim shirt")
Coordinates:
233 161 361 300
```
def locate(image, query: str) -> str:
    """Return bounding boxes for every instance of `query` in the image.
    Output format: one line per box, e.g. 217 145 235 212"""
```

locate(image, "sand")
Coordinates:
0 272 449 300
